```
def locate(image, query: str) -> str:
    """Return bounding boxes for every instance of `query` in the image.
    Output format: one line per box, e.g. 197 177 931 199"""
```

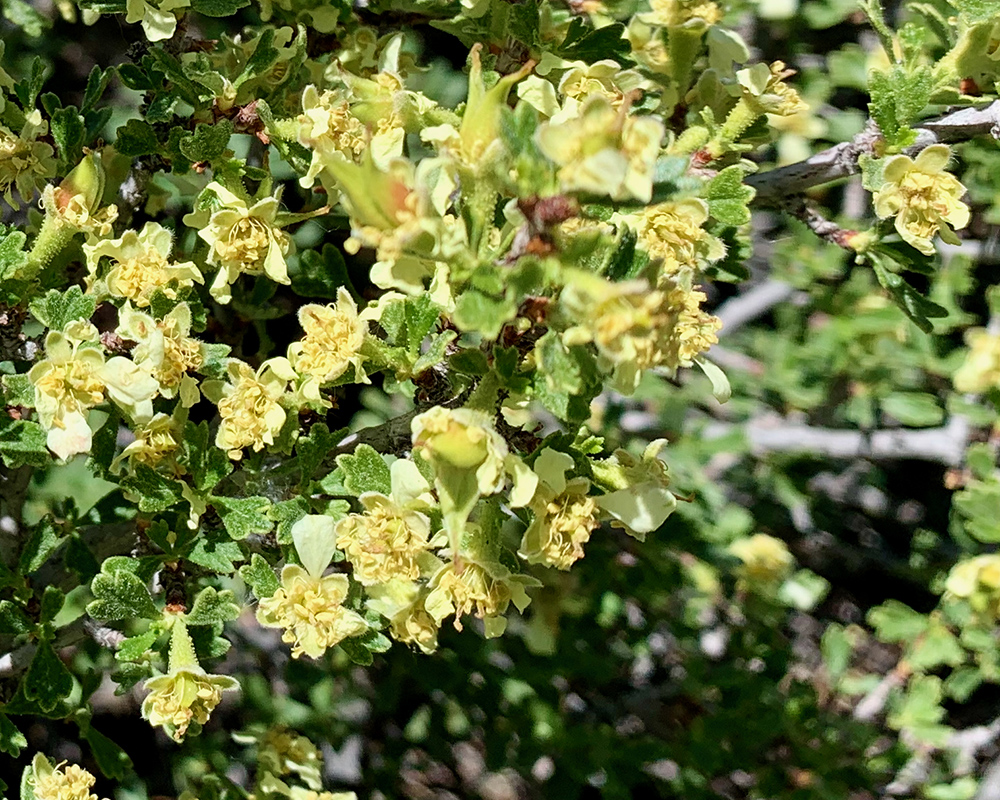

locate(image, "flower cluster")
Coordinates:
29 755 104 800
873 145 970 255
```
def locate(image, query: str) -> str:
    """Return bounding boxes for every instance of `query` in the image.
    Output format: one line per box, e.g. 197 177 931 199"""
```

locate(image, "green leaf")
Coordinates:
707 166 755 226
88 411 119 479
13 57 46 109
338 629 391 666
868 599 929 642
820 623 851 679
24 637 74 712
295 423 346 487
120 464 183 513
110 660 152 694
187 532 244 573
80 723 132 780
82 65 114 114
29 286 97 331
18 518 63 573
179 421 233 491
271 496 309 544
955 480 1000 542
604 227 639 282
556 17 632 65
908 623 964 670
0 600 33 635
240 553 280 599
869 255 947 333
336 444 391 496
179 120 234 163
50 106 86 165
0 418 50 468
453 291 517 341
411 330 456 376
881 392 944 427
185 587 241 626
87 559 158 621
2 0 49 36
116 629 160 662
0 225 28 281
40 586 63 624
210 495 273 540
190 0 250 15
291 244 351 300
0 713 27 757
115 119 160 157
404 294 442 352
868 65 934 147
952 0 1000 22
1 374 35 407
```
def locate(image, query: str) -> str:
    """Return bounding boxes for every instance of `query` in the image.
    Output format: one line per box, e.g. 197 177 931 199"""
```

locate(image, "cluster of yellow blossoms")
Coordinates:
29 756 103 800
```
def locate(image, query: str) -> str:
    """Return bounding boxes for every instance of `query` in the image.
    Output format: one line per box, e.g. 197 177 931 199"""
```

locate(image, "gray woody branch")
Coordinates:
747 100 1000 206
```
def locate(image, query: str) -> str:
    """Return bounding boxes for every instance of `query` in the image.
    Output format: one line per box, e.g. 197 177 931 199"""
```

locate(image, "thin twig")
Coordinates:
748 101 1000 205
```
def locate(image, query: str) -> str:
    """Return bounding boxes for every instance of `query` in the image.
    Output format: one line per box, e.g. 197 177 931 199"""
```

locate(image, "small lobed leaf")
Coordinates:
179 120 234 163
187 531 244 573
120 464 184 513
0 713 27 757
18 517 63 574
115 118 161 157
337 444 392 496
0 418 50 468
707 166 755 227
23 636 74 712
240 553 280 599
185 587 241 626
29 286 97 331
210 495 273 540
87 559 158 621
0 600 34 636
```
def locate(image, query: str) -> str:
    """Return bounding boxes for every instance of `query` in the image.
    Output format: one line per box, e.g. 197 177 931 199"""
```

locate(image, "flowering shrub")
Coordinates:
4 0 1000 798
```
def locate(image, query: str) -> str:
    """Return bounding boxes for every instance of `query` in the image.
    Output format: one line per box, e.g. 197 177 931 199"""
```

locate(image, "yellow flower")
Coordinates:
0 110 56 207
591 439 677 539
185 182 292 304
873 144 970 256
335 459 433 585
111 412 182 474
29 755 103 800
256 564 368 658
520 450 600 571
29 326 106 460
118 303 203 404
626 198 726 277
411 406 506 486
297 85 369 191
955 328 1000 393
946 555 1000 617
735 61 808 117
366 579 440 654
42 154 118 238
125 0 190 41
142 667 239 741
729 534 794 584
205 358 294 460
425 556 534 638
644 0 722 29
560 271 722 393
83 222 203 306
288 288 368 397
535 96 664 202
256 727 323 788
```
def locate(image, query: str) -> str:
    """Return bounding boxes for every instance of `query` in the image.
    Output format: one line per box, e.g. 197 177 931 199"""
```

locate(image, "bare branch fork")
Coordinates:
748 100 1000 206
